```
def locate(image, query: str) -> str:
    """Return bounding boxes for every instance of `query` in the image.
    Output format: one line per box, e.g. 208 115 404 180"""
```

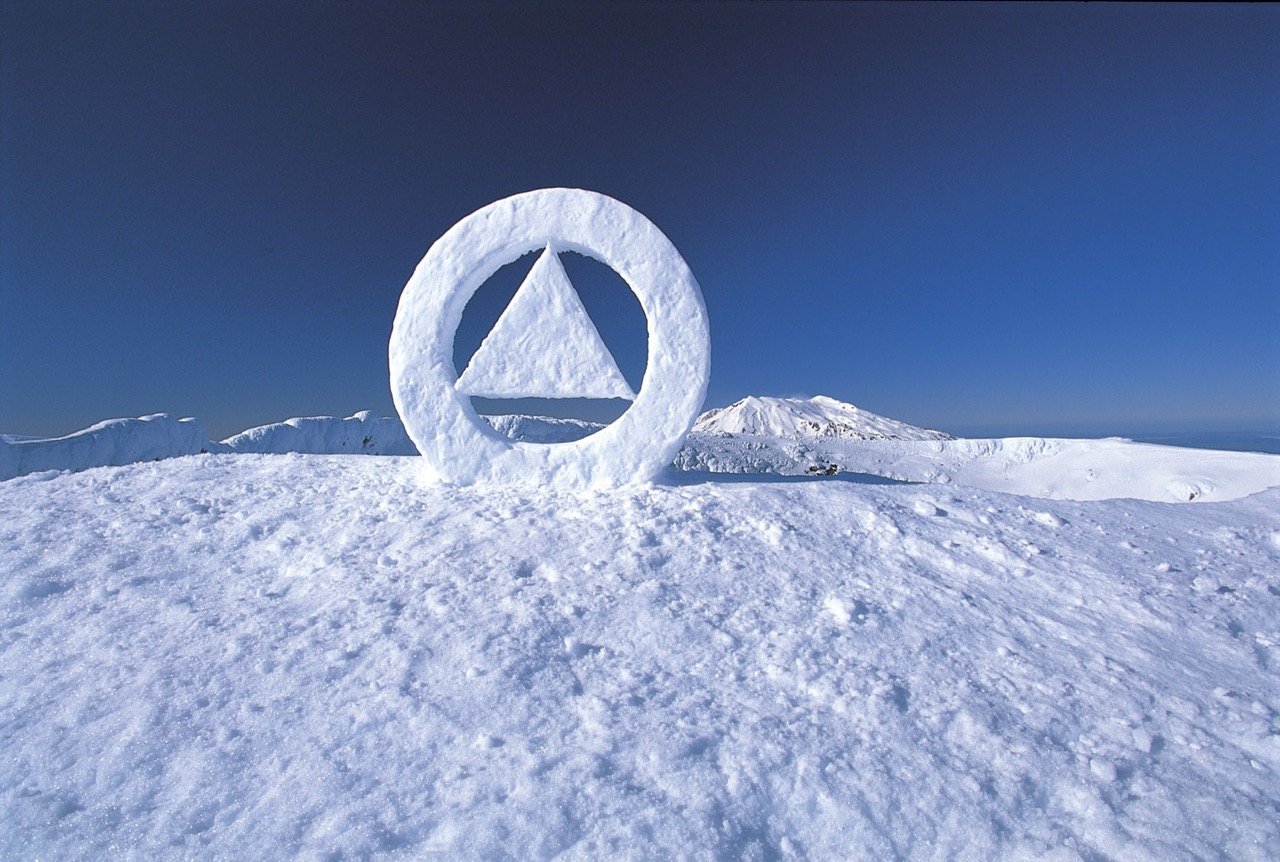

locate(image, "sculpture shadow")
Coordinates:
659 468 915 488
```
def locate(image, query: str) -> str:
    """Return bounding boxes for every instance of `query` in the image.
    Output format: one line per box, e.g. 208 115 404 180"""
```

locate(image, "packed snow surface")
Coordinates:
694 396 950 440
2 455 1279 859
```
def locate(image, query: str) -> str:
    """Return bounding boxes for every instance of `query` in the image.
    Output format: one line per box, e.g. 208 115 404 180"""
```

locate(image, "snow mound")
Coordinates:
695 395 951 440
676 433 1280 504
3 456 1279 858
221 411 417 455
0 414 210 481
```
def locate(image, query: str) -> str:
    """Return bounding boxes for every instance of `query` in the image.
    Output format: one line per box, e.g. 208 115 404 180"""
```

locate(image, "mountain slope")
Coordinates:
694 395 950 440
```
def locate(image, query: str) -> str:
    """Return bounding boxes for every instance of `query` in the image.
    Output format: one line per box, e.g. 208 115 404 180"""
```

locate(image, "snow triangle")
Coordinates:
456 246 638 400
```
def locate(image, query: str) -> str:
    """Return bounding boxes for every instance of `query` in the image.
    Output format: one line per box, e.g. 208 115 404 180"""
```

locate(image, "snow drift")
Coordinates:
483 413 605 443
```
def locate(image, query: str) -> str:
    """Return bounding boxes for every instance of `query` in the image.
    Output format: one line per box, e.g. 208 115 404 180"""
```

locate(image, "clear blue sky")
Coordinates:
3 2 1277 440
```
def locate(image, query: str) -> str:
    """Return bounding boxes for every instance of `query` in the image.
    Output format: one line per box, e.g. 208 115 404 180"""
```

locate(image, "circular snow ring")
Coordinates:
389 188 710 487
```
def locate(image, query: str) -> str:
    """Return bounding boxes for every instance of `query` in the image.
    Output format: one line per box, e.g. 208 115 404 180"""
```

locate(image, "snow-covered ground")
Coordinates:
0 413 603 479
677 432 1280 504
5 398 1280 856
2 454 1279 859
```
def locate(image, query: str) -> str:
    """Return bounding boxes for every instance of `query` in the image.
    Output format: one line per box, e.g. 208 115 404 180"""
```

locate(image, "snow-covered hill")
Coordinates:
694 395 950 440
0 413 210 481
3 455 1279 859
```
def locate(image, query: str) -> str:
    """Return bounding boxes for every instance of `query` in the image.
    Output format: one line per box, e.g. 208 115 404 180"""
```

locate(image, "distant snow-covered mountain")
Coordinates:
694 395 950 441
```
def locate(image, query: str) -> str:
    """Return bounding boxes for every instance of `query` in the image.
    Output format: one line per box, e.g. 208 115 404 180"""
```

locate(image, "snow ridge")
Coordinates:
0 414 210 481
221 411 417 456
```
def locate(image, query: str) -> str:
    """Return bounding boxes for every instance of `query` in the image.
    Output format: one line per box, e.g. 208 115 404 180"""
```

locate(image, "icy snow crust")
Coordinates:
3 456 1280 859
388 188 710 488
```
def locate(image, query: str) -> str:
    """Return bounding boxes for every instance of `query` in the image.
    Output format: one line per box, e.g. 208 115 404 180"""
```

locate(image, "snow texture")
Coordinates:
3 455 1279 859
388 188 710 488
0 414 209 481
456 246 636 401
695 395 951 440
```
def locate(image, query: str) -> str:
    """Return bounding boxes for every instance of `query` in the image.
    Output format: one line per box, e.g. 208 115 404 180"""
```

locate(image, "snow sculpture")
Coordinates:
389 188 710 487
455 246 637 401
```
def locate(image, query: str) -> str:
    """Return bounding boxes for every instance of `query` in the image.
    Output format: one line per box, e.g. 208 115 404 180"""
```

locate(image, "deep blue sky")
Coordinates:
3 2 1277 439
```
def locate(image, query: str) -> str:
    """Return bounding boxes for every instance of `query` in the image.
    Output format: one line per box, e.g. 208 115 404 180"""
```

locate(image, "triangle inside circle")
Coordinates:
455 246 638 400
